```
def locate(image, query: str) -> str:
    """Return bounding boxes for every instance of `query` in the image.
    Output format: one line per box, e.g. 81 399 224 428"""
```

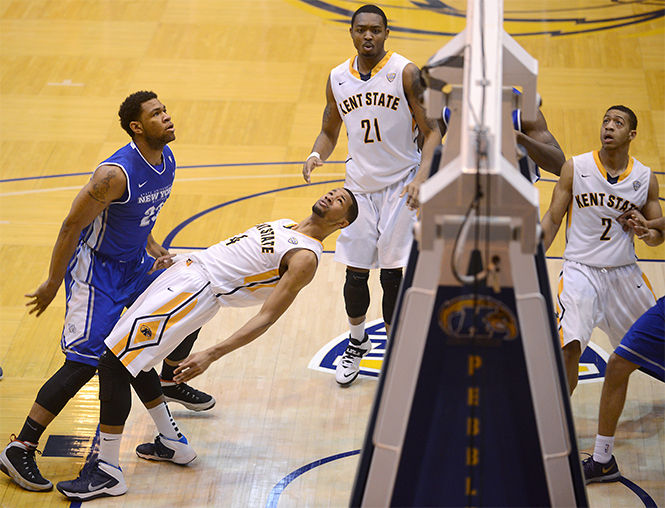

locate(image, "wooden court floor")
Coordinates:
1 1 663 506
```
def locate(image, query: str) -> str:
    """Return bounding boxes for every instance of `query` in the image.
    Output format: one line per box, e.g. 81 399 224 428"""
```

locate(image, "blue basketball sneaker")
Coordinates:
582 454 621 484
135 434 197 465
56 459 127 501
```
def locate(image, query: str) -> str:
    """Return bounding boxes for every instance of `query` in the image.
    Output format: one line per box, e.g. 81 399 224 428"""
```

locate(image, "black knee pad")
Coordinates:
129 368 162 404
35 360 97 415
344 269 370 318
98 349 132 426
165 328 200 362
380 268 403 326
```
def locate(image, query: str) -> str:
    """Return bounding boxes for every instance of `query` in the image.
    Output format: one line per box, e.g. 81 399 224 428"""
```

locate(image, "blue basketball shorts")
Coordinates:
60 243 161 367
614 296 664 381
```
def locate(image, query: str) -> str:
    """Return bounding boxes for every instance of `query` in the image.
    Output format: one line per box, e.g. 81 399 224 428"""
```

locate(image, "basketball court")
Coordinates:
0 1 663 506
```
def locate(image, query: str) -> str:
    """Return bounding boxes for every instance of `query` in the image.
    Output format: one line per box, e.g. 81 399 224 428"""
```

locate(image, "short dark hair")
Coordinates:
344 188 359 225
351 5 387 29
118 91 158 137
606 105 637 130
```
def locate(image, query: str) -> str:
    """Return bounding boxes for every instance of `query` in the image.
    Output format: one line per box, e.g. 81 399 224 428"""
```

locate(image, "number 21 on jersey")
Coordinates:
361 118 382 143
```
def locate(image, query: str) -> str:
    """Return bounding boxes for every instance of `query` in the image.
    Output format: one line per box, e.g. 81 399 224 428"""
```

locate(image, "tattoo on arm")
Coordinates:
322 104 330 124
407 66 439 133
410 66 425 103
87 169 116 204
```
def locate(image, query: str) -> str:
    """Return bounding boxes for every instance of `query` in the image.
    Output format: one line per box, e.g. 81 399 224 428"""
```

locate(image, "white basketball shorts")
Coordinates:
105 258 222 377
555 260 656 351
335 174 417 269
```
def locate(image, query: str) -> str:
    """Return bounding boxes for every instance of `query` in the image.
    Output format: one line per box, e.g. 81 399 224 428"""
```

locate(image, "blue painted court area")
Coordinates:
42 435 91 458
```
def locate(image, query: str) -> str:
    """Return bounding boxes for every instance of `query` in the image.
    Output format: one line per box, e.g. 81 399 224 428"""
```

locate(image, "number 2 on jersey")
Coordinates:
361 118 382 143
600 217 612 241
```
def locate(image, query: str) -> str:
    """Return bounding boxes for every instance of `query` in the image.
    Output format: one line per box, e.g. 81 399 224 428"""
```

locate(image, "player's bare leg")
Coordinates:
598 354 638 436
562 341 581 395
582 353 637 484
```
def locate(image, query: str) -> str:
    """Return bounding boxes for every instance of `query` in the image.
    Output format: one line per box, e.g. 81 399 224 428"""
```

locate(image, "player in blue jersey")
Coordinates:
441 91 565 181
583 212 664 484
0 91 213 493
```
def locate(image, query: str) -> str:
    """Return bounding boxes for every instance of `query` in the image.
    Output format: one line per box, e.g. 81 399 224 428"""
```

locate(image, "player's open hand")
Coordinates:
173 351 214 383
149 254 175 274
400 179 422 210
302 156 323 184
25 280 60 317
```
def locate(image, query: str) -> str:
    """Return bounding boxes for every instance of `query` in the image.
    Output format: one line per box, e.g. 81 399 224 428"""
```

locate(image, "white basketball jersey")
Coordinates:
189 219 323 307
330 51 421 192
564 151 651 267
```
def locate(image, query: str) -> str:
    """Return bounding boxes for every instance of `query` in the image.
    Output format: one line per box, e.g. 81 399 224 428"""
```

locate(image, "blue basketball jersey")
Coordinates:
512 108 540 183
442 89 540 183
615 296 665 381
81 141 176 262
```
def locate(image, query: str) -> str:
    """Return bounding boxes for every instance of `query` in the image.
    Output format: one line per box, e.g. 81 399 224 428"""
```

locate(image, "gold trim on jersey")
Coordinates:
215 268 282 297
248 282 278 292
556 275 565 346
244 268 279 284
592 150 634 182
349 50 393 80
283 223 324 248
244 268 280 292
565 201 573 236
642 272 656 300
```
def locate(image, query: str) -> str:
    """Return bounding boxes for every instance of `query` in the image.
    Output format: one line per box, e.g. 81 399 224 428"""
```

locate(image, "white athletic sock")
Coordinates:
148 402 182 440
99 432 122 467
593 434 614 464
349 321 366 343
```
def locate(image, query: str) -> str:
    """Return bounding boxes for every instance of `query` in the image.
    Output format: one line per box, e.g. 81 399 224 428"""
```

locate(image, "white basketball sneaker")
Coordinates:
135 434 197 465
335 333 372 386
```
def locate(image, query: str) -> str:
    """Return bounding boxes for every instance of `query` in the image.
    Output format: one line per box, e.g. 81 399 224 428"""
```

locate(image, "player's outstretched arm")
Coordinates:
172 250 318 383
400 63 443 210
518 109 566 176
25 165 126 316
542 158 574 251
303 76 343 183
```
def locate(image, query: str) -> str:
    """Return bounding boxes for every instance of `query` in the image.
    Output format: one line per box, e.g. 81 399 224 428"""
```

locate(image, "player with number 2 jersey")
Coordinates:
542 105 662 394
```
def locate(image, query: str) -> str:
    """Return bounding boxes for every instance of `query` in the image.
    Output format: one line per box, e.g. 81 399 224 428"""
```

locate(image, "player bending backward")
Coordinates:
56 188 358 501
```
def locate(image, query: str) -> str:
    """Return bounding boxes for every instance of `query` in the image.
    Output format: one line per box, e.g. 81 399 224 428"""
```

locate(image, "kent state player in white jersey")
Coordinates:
303 4 441 386
0 92 213 494
542 105 662 395
56 188 359 501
